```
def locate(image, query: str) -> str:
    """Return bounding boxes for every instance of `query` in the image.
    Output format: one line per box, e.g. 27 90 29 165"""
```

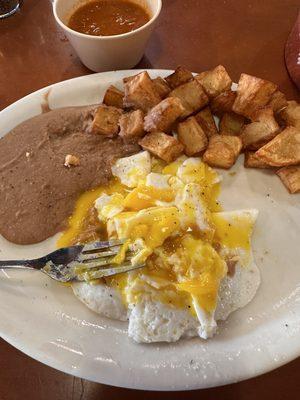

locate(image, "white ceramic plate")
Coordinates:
0 70 299 391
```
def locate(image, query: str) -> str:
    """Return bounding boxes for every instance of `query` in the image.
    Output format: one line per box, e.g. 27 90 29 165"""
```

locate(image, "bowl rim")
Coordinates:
53 0 162 41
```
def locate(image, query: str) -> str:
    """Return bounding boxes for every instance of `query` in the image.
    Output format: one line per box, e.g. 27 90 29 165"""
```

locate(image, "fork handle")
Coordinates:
0 260 35 269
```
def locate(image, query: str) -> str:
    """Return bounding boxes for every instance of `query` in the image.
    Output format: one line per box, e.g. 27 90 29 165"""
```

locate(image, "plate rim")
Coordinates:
0 69 300 391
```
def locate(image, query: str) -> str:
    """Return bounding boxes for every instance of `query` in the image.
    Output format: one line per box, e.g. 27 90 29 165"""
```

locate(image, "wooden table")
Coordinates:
0 1 299 398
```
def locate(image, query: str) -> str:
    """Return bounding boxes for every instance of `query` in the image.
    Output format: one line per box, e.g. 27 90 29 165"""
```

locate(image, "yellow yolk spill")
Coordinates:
212 213 253 250
57 156 253 316
57 180 126 248
124 185 175 210
174 235 227 312
162 157 186 175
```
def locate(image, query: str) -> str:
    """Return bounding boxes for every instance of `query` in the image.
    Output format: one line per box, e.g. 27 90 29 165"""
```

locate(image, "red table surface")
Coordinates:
0 1 299 399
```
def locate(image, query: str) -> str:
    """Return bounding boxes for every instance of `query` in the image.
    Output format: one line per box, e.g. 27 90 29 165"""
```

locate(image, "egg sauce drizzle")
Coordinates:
58 156 253 315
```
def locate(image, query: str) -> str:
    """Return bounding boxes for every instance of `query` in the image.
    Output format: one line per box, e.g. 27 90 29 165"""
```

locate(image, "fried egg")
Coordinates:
111 151 151 188
59 152 260 343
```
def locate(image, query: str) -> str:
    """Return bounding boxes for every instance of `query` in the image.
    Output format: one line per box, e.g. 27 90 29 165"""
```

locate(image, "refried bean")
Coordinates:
0 106 139 245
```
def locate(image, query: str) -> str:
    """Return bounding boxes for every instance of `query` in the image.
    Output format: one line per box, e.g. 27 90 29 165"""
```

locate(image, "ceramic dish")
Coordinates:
0 70 299 390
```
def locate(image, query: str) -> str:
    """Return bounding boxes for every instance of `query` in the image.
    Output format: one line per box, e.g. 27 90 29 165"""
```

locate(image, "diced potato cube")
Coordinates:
152 77 171 98
123 75 135 84
139 132 184 163
276 166 300 194
203 135 242 169
194 107 218 137
165 66 193 89
195 65 232 98
210 90 237 117
123 71 161 112
232 73 277 118
240 107 279 149
279 100 300 129
255 126 300 166
244 152 274 169
144 97 185 133
168 80 209 118
90 105 122 136
219 112 245 136
268 90 287 113
177 116 208 156
119 110 145 140
103 85 124 108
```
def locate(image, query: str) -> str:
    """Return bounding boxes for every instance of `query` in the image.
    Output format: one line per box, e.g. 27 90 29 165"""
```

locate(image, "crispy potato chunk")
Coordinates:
103 85 124 109
276 166 300 194
177 116 208 156
168 80 209 118
123 71 161 112
210 90 237 117
233 73 277 118
244 152 274 169
268 90 287 113
195 65 232 98
220 112 245 136
165 66 193 89
255 126 300 166
194 107 218 137
90 105 122 136
152 77 171 98
240 107 279 150
203 135 242 169
139 132 184 163
279 101 300 129
119 110 145 140
144 97 185 133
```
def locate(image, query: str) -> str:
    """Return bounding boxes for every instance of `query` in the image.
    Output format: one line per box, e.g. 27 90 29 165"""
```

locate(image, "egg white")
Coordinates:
72 153 260 343
72 258 260 342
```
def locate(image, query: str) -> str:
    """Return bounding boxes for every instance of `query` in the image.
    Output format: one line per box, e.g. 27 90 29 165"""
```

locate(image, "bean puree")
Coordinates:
0 106 139 244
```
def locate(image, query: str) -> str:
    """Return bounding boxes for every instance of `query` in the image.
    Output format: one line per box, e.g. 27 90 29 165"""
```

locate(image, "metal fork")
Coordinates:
0 240 144 283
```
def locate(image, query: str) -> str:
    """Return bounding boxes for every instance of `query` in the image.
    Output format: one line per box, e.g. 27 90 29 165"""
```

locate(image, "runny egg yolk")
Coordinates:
58 155 253 316
212 213 254 250
124 185 175 210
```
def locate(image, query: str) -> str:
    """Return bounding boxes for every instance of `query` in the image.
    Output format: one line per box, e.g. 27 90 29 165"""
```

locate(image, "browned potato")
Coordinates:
279 100 300 129
165 66 193 89
244 152 274 169
90 105 122 136
195 65 232 98
152 77 171 98
123 71 161 112
240 107 279 150
123 74 135 84
119 110 145 140
210 90 237 117
219 112 245 136
276 166 300 193
144 97 185 133
203 135 242 169
267 90 287 113
194 107 218 137
139 132 184 163
168 80 209 118
177 116 208 156
255 126 300 166
233 73 277 118
103 85 124 109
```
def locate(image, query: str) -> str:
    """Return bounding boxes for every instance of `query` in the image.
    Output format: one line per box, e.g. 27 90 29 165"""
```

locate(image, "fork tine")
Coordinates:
76 254 133 269
79 263 145 280
82 240 125 253
79 249 121 261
